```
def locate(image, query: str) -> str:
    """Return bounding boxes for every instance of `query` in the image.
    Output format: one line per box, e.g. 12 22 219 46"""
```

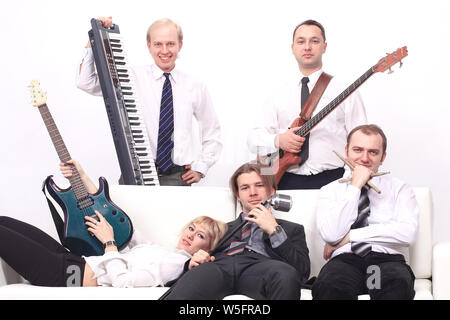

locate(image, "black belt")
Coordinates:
157 165 186 176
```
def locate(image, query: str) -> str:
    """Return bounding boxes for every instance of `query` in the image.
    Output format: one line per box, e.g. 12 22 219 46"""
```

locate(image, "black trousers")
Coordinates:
164 250 301 300
312 252 415 300
278 167 345 190
0 216 85 287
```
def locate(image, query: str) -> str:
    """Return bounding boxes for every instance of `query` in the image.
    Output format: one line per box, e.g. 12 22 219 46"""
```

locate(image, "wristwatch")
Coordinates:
103 240 117 250
271 225 283 236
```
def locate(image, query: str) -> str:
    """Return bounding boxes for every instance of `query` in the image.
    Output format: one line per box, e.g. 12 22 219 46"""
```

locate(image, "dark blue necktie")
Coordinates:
156 73 174 173
351 188 372 256
299 77 310 165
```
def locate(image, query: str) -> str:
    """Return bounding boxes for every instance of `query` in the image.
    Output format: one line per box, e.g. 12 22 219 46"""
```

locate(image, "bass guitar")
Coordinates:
262 47 408 184
30 80 133 256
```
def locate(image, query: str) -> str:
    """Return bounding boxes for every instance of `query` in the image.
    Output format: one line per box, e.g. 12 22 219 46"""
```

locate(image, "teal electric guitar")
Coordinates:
30 80 133 256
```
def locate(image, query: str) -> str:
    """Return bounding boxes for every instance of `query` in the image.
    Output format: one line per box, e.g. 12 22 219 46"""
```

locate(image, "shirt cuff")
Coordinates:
347 184 362 198
269 227 288 248
190 161 208 177
248 130 279 155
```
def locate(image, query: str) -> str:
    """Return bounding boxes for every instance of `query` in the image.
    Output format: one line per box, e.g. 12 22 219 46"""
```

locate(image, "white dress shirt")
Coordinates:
84 230 191 287
247 69 367 175
77 48 222 176
316 169 419 261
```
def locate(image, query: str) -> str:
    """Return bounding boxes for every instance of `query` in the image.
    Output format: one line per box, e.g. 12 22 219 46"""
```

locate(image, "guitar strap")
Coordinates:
299 72 333 121
41 178 66 246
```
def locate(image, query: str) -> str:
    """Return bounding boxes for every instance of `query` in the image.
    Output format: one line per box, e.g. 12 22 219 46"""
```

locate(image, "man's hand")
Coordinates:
323 243 336 260
189 249 215 270
182 165 202 184
245 204 278 235
276 127 305 153
98 16 113 28
85 17 113 49
323 232 350 260
350 164 373 190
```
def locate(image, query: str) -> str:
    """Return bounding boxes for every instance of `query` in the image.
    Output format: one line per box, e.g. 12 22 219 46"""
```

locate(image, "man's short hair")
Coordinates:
347 124 388 155
292 19 326 42
146 18 183 43
229 162 277 199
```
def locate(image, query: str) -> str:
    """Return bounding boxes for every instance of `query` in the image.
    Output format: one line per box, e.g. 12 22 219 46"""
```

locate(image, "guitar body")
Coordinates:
273 117 306 184
42 175 133 256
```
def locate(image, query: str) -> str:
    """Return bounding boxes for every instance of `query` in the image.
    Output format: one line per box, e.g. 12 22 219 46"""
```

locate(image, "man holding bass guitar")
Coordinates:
248 19 367 189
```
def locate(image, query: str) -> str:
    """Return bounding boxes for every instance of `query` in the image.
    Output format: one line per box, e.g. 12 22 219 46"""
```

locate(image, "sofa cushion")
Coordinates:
109 185 236 250
0 279 432 300
0 283 169 300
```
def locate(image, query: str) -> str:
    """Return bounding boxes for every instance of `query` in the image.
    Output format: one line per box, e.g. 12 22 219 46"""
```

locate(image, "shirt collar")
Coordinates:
297 69 323 88
151 64 178 84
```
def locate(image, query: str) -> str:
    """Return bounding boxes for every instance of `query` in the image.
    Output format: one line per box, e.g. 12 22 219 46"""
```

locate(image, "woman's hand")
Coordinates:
85 210 116 251
60 159 85 179
60 159 98 194
188 249 215 270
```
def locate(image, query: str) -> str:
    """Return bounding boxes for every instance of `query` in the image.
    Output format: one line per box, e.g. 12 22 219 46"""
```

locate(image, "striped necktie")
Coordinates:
225 221 252 256
298 77 310 166
156 73 174 173
351 188 372 256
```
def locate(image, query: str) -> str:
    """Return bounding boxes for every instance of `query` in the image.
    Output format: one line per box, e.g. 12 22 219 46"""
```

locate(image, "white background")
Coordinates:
1 0 449 243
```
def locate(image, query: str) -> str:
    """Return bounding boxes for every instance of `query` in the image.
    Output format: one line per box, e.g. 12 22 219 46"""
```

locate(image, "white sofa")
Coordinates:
1 185 449 300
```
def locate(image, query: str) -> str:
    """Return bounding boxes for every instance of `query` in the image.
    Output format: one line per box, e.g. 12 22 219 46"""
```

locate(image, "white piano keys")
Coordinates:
95 30 160 185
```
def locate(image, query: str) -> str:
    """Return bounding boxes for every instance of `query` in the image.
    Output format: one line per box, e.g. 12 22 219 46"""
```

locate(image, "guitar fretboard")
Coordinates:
37 104 89 201
296 67 374 137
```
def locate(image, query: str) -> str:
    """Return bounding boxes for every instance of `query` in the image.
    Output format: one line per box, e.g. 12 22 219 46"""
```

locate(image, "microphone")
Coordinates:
264 193 292 212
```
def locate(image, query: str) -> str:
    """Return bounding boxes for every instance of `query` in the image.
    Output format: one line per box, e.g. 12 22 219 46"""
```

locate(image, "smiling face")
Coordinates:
176 222 211 255
291 24 327 75
345 129 387 173
147 23 182 72
236 171 275 214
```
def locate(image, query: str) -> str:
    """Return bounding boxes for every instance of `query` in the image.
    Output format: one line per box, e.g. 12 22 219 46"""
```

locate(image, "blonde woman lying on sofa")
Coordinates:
0 159 227 287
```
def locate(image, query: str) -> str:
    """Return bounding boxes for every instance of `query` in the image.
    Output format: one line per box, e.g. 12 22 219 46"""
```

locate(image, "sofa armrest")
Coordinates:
0 259 24 286
432 241 450 299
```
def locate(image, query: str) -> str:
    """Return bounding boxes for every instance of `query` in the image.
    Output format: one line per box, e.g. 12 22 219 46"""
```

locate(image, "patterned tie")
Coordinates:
299 77 310 165
156 73 174 173
351 187 372 256
225 221 252 256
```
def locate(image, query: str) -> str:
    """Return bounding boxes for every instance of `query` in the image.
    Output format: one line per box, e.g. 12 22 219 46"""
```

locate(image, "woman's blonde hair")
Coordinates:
181 216 228 251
